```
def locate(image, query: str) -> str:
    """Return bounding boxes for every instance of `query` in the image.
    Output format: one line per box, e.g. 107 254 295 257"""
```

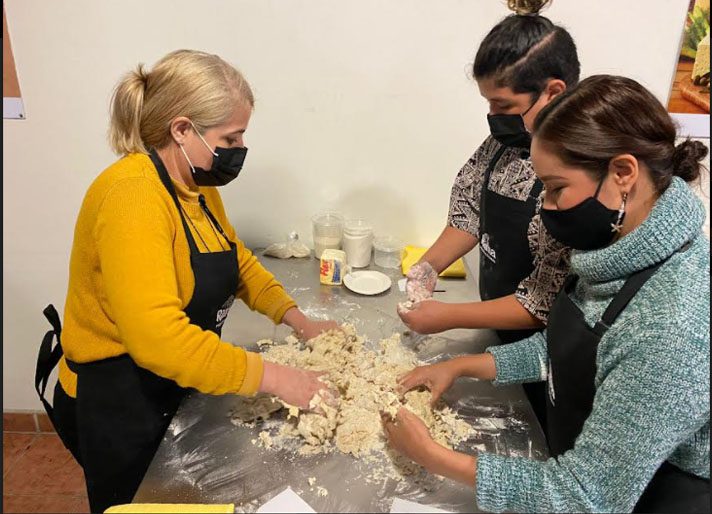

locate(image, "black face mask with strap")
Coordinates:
540 178 624 251
486 92 540 149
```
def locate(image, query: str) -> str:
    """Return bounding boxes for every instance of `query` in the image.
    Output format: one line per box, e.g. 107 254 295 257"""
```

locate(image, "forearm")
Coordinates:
449 294 543 331
281 307 308 332
424 443 478 487
448 353 497 381
421 226 477 274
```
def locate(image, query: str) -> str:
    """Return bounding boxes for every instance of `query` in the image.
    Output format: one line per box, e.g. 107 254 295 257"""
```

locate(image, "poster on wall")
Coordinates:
3 4 25 119
667 0 710 138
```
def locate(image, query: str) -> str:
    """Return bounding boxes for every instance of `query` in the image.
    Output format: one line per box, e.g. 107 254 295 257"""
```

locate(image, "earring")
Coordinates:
611 193 628 233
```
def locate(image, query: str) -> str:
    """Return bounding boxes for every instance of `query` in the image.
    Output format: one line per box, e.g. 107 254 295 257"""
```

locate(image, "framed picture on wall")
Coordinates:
3 4 25 119
667 0 710 138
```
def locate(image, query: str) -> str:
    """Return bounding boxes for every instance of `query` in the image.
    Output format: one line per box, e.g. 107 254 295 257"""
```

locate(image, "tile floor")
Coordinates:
3 413 89 513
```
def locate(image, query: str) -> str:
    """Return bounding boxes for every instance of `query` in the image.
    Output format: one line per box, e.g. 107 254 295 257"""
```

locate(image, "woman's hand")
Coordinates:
397 300 453 334
405 261 438 302
282 307 340 341
382 407 439 467
383 407 478 487
259 361 336 410
398 361 461 405
298 319 340 341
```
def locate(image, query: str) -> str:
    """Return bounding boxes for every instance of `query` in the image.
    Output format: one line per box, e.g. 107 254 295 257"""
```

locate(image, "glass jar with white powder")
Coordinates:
312 212 344 259
343 219 373 268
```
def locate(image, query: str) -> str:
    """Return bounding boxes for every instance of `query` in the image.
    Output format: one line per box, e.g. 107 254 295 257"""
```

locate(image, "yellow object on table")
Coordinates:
400 245 466 278
104 503 234 513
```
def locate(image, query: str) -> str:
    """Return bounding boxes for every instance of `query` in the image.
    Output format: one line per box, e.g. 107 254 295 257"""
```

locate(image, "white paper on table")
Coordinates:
256 487 316 513
390 497 453 513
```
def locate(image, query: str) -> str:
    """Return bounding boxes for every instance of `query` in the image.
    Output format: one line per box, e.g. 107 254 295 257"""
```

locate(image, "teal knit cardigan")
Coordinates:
477 177 710 513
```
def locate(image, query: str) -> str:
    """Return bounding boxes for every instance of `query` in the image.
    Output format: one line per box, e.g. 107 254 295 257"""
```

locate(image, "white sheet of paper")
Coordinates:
390 497 453 513
256 487 316 513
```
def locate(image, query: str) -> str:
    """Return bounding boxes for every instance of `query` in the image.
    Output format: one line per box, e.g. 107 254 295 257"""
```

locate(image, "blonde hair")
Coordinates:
108 49 254 155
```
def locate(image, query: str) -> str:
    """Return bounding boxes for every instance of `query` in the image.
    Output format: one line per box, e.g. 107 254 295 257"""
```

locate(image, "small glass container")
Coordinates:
373 235 404 269
312 212 344 259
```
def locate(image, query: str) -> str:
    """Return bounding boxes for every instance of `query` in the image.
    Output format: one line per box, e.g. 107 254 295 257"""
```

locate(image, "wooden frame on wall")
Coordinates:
3 4 25 119
667 0 710 138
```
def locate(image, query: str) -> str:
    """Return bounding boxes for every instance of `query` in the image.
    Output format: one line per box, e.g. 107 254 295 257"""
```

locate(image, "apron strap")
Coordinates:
529 178 544 201
149 149 201 255
562 273 579 293
592 263 663 336
592 241 693 336
198 194 233 246
34 304 64 422
479 145 509 238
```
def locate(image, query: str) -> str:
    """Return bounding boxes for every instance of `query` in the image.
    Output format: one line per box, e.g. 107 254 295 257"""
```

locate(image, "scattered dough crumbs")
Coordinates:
230 325 474 482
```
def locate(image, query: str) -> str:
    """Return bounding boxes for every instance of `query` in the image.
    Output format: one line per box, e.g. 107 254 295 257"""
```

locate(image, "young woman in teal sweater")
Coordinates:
383 75 710 512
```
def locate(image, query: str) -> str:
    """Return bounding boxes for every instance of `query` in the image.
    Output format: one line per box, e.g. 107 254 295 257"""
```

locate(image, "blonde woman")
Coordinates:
35 50 337 513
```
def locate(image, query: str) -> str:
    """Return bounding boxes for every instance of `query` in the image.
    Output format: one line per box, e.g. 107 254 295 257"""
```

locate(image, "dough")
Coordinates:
236 324 474 481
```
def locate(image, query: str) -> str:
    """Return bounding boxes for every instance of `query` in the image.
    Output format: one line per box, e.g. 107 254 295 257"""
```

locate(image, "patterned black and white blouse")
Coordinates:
448 136 571 323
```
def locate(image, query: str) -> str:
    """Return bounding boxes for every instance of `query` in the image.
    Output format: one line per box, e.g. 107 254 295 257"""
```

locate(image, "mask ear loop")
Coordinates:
178 143 198 175
189 120 218 157
522 90 543 117
593 176 606 199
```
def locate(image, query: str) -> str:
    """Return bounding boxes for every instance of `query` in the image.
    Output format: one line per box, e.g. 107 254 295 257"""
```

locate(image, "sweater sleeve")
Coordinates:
95 178 263 396
486 331 548 385
203 189 297 324
476 321 710 513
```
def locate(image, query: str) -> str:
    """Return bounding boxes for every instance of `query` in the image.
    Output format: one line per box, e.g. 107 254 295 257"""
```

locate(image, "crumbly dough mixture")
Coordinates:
231 325 473 481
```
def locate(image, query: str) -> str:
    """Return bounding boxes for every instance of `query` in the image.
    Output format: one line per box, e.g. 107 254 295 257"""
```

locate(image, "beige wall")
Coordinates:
3 0 708 410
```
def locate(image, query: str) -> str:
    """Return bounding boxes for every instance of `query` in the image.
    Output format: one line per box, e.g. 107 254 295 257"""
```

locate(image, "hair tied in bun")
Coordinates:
507 0 553 16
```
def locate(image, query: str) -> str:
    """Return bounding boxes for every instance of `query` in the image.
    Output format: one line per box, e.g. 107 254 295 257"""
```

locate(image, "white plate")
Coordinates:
343 270 392 295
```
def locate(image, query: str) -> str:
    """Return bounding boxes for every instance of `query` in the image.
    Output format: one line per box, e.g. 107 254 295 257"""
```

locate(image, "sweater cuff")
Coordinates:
486 335 547 386
254 286 297 324
236 351 264 396
476 451 546 513
272 299 298 325
476 452 514 513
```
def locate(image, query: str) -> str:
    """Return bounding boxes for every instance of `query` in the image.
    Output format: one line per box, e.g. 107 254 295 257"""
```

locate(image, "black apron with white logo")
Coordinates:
36 150 239 513
546 245 709 512
478 146 547 429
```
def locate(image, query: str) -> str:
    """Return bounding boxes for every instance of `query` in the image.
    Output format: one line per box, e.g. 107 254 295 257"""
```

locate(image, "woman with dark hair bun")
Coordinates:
385 75 710 513
400 0 579 433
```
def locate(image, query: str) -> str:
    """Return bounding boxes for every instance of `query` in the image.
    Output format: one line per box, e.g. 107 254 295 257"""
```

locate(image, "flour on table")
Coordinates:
230 325 473 482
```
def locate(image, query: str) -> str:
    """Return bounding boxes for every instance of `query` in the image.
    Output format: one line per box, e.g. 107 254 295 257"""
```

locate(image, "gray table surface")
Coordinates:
133 252 548 512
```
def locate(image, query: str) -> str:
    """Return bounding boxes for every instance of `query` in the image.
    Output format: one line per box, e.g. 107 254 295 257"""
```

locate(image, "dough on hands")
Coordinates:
246 325 473 468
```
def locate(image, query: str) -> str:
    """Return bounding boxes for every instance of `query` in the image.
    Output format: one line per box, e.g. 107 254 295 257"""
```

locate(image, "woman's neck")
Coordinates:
155 146 199 192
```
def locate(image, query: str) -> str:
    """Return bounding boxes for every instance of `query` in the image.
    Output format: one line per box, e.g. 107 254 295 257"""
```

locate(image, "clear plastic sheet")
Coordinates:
133 257 548 513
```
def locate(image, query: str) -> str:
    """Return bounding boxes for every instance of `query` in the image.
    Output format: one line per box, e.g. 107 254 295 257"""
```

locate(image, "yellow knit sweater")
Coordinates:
58 153 296 398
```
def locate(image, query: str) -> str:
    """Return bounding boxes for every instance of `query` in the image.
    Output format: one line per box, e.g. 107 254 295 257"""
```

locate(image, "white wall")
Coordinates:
3 0 707 410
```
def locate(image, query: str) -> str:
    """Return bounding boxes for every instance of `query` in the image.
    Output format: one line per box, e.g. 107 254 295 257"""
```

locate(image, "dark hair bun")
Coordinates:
673 139 708 183
507 0 552 15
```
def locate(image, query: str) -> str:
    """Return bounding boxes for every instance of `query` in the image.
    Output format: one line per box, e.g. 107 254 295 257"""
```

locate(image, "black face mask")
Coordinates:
190 145 248 187
540 179 624 251
487 93 540 149
180 121 248 187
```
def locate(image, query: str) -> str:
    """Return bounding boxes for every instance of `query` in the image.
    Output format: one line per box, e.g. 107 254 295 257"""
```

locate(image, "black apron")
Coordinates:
36 150 240 513
545 246 709 512
478 146 547 429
